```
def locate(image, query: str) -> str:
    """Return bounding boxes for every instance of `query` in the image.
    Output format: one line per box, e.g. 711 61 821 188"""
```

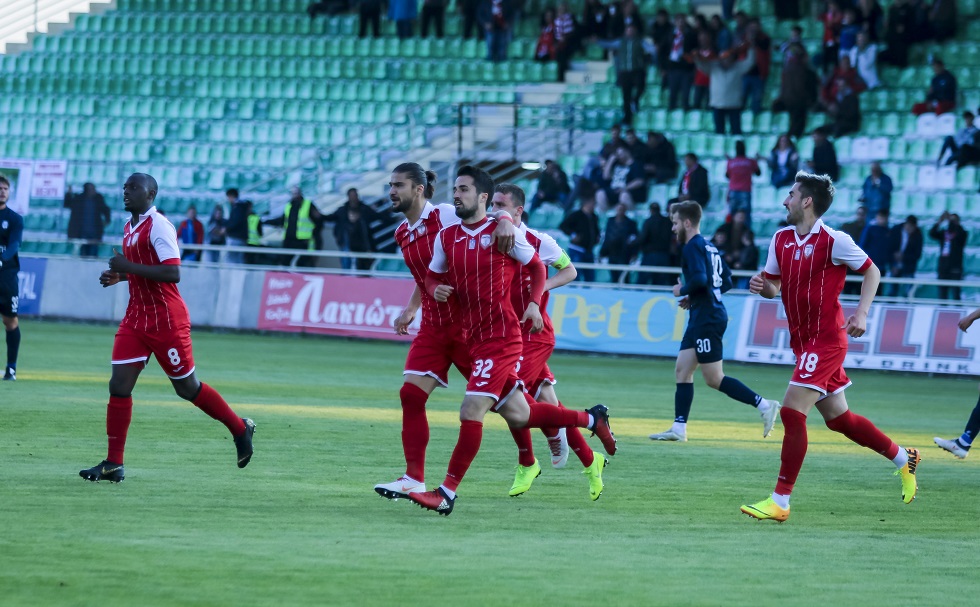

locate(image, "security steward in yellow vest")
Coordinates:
264 187 322 266
244 201 264 265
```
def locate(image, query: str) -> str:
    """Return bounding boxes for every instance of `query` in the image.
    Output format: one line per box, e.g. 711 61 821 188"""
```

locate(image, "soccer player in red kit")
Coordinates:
79 173 254 483
740 172 919 522
492 184 608 501
374 162 519 499
408 166 616 516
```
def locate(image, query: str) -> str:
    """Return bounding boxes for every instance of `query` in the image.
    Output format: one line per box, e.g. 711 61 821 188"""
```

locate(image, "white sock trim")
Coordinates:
892 447 909 469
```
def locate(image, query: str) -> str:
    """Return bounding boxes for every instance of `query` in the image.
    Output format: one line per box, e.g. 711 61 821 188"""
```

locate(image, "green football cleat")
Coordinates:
740 496 790 522
582 452 606 501
895 447 921 504
508 459 541 497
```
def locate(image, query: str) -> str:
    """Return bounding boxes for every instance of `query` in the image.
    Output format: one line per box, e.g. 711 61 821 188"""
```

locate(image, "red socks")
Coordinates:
106 395 133 464
193 383 246 436
825 410 901 460
443 420 483 492
775 408 808 496
567 427 595 467
400 383 430 481
510 427 536 467
526 398 590 429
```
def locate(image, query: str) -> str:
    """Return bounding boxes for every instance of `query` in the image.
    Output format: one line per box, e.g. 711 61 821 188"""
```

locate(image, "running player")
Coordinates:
491 183 608 501
408 166 616 516
740 172 919 522
648 201 781 442
79 173 255 483
373 162 520 500
934 307 980 459
0 175 23 381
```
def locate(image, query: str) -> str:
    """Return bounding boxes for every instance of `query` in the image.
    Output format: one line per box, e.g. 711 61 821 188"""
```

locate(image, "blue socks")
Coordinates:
719 376 762 407
674 383 694 423
5 326 19 369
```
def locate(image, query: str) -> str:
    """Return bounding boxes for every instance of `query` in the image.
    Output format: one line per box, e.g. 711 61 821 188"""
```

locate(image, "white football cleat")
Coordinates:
760 399 782 438
649 428 687 442
934 437 969 459
547 428 569 469
374 476 425 500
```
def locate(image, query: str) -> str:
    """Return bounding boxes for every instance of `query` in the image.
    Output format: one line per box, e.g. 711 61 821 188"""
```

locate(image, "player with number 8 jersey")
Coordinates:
78 173 255 484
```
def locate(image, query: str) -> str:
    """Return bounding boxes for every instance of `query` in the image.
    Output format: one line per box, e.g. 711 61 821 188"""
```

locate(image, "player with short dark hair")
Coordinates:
0 175 24 381
649 201 780 442
79 173 255 483
407 166 616 516
492 184 608 501
740 171 919 522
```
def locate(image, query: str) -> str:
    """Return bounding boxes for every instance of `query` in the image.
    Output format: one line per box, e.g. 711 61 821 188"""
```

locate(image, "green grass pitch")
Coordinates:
1 321 979 606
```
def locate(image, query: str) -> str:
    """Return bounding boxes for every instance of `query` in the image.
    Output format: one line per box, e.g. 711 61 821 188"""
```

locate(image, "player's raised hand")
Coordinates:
672 277 683 297
433 284 454 302
99 270 121 288
522 302 544 333
842 310 868 338
393 307 416 335
748 272 766 294
491 217 516 253
108 248 130 273
959 315 977 333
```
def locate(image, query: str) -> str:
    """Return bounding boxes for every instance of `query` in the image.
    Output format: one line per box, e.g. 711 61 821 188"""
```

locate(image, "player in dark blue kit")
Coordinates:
649 201 780 442
0 175 24 381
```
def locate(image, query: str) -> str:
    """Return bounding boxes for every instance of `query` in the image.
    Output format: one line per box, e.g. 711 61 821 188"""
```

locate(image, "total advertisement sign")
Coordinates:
17 257 47 316
734 298 980 375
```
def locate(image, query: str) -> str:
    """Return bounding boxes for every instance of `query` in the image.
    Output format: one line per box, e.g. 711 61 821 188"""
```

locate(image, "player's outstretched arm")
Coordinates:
545 258 577 291
958 307 980 333
108 248 180 283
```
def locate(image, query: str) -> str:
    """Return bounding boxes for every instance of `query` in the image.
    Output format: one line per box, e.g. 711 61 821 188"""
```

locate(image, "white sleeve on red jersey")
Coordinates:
428 229 449 273
507 226 536 265
763 231 782 277
150 215 181 263
435 203 461 227
526 227 563 266
828 226 873 271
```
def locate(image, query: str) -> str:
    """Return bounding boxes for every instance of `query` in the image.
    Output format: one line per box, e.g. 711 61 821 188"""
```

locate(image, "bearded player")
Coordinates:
79 173 254 483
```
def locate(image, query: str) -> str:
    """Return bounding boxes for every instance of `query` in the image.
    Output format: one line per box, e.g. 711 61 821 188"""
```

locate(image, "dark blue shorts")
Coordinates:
0 271 17 318
680 321 726 364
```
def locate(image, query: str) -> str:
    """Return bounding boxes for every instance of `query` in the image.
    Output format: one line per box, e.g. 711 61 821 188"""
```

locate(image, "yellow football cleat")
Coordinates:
896 447 921 504
740 497 790 522
508 460 541 497
582 452 606 501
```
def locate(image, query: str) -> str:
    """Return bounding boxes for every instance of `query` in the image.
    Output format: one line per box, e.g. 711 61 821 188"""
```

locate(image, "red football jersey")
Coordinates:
763 219 872 352
120 206 190 333
395 202 461 328
429 217 536 343
511 225 566 344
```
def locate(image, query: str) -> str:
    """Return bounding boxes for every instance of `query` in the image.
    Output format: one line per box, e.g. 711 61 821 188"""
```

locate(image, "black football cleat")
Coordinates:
79 460 125 483
3 366 15 381
234 418 255 468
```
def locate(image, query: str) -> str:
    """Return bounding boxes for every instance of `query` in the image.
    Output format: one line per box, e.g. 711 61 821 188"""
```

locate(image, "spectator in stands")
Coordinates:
613 24 648 124
265 186 323 267
600 124 625 160
820 54 866 109
535 8 557 60
225 188 249 264
819 0 844 72
358 0 383 38
930 211 968 300
479 0 514 62
206 204 227 263
859 209 892 293
691 31 715 111
636 201 673 285
177 205 205 262
732 228 759 288
838 8 861 59
880 0 915 67
778 25 805 65
644 131 679 184
731 11 749 47
552 3 577 81
420 0 446 38
716 209 751 260
323 188 378 272
244 201 265 265
581 0 609 41
806 127 840 181
848 31 880 90
773 42 817 139
461 0 484 40
695 45 755 135
859 162 893 216
911 57 957 116
608 0 643 38
624 128 650 166
710 15 733 53
669 153 710 208
928 0 957 42
763 133 801 188
823 76 863 138
63 183 110 258
742 18 771 114
888 214 923 296
600 203 639 283
388 0 417 39
560 195 600 282
774 0 801 20
726 140 761 221
597 146 647 211
532 160 571 207
840 205 867 295
856 0 884 42
665 14 696 110
650 9 673 81
938 111 980 168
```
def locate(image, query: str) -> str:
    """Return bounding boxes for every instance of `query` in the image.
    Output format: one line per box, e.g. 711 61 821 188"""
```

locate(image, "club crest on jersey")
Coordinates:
480 234 492 249
417 224 426 236
1 221 7 229
804 244 814 258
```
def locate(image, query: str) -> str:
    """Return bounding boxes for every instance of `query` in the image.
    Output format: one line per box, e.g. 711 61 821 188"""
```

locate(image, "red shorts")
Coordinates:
789 344 851 397
518 339 557 399
466 336 524 406
403 323 471 387
111 323 196 379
